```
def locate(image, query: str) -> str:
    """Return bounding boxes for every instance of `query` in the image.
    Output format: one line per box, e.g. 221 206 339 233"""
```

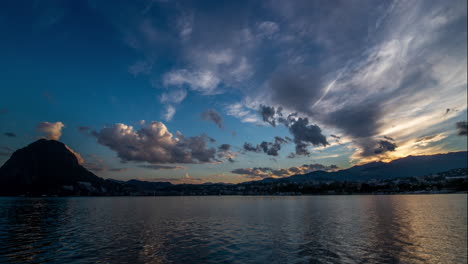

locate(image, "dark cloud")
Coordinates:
268 68 325 115
324 102 390 157
355 138 398 157
4 132 16 137
93 121 218 164
278 112 298 127
201 109 224 129
326 102 382 139
330 134 341 143
243 143 259 152
138 165 186 170
383 136 395 141
456 121 467 136
289 118 328 155
217 143 236 162
374 140 397 154
218 144 231 152
259 105 277 127
243 136 290 156
257 105 328 156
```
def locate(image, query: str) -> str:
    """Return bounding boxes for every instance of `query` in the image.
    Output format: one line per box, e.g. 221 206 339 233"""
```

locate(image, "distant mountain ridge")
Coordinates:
260 151 467 183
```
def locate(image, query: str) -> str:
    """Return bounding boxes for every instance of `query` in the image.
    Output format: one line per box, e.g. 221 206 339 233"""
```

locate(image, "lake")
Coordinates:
0 195 466 264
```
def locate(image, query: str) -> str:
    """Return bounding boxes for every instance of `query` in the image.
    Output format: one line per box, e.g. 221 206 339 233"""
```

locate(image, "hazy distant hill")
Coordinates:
125 179 172 192
266 151 468 183
0 139 127 196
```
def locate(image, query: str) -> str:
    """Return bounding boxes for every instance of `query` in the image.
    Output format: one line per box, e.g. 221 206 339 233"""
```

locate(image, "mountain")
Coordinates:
0 139 128 196
270 151 468 183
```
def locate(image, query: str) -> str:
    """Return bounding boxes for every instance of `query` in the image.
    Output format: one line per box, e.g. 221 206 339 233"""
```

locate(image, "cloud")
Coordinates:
138 164 186 170
231 167 272 178
90 0 466 164
259 105 277 127
256 21 279 39
4 132 16 137
243 136 290 156
163 105 176 121
256 105 328 156
163 69 221 95
201 109 224 129
255 0 467 161
288 118 328 155
216 144 237 162
177 11 193 40
226 103 261 124
159 89 187 104
456 121 467 136
266 68 326 115
414 133 448 147
37 121 64 140
92 121 218 164
218 144 231 152
374 140 397 154
158 89 187 121
231 163 339 179
128 60 152 77
83 154 127 173
330 134 341 142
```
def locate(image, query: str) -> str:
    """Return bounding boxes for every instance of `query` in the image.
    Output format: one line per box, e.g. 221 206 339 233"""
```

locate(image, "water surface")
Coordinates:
0 195 466 264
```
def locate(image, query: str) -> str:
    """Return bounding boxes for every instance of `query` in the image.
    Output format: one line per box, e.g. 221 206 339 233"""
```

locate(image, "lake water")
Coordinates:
0 195 466 264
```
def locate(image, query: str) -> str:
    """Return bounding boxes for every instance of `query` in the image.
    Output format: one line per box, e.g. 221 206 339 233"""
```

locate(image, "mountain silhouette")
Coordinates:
264 151 467 183
0 139 127 196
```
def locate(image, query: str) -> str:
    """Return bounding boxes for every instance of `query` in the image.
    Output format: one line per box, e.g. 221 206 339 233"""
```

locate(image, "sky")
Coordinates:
0 0 467 184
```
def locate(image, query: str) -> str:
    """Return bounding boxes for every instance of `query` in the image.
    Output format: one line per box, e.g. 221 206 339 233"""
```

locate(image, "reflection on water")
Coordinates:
0 195 466 264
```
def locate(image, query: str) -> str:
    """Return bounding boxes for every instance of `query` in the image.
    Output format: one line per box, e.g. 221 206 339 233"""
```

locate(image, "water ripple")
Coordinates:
0 195 466 264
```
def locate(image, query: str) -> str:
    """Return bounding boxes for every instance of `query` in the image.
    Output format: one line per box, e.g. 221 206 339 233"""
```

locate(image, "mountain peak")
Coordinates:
0 139 122 196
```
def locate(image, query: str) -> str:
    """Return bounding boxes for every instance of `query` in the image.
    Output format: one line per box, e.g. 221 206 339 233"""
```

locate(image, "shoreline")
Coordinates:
1 191 467 198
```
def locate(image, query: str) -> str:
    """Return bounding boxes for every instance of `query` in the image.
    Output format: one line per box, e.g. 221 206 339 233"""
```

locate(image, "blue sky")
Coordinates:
0 0 467 183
